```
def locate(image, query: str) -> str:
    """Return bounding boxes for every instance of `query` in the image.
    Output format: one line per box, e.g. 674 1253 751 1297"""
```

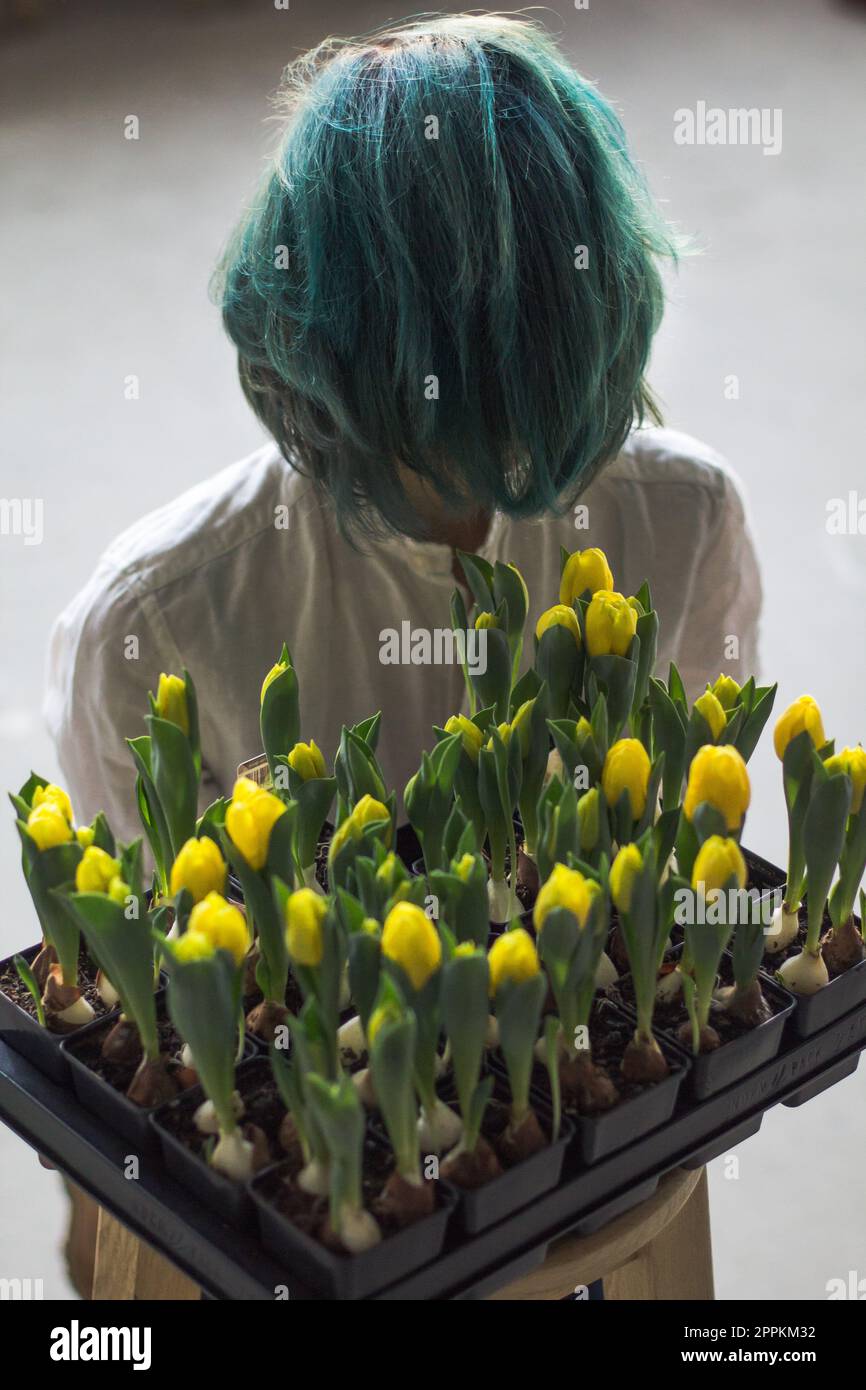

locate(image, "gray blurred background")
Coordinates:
1 0 865 1299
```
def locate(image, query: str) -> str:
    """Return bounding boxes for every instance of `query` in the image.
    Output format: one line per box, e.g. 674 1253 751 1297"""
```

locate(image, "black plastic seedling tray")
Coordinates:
2 986 865 1300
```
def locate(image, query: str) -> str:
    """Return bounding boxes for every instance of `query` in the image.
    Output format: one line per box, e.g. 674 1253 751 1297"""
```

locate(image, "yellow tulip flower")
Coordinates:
711 674 741 711
773 695 826 762
170 836 227 904
381 902 441 990
260 660 289 706
225 777 286 871
454 852 477 883
76 846 121 894
474 611 499 631
285 887 327 967
535 604 581 649
609 842 643 913
287 739 327 782
31 783 73 824
172 931 215 964
444 714 484 762
577 787 600 852
824 746 866 815
488 927 540 997
692 836 747 894
533 862 599 933
26 802 74 851
186 892 249 966
76 825 95 849
683 744 751 832
559 547 614 605
584 590 638 658
602 738 651 820
694 690 727 741
108 876 131 905
156 673 189 735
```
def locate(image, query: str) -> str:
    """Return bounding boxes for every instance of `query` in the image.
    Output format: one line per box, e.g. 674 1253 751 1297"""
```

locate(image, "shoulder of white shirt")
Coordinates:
89 426 747 602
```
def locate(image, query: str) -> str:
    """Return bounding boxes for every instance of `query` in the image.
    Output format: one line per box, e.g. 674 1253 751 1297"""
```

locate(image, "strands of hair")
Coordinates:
215 12 677 543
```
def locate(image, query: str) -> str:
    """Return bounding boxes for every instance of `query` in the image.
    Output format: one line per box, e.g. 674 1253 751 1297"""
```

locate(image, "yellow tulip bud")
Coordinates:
533 862 599 933
76 846 121 894
692 836 747 894
773 695 826 762
559 547 614 605
610 842 643 913
260 660 288 706
381 902 441 990
444 714 484 762
454 852 477 883
367 1000 400 1047
76 825 95 849
577 787 600 852
361 916 381 937
285 887 326 967
287 739 327 782
170 836 227 904
474 611 499 631
31 783 73 824
453 941 478 959
602 738 651 820
156 673 189 735
108 876 131 905
487 927 539 997
225 777 286 871
511 699 537 756
711 674 741 711
684 744 751 832
484 722 513 753
187 892 249 966
507 563 530 612
694 690 727 741
584 590 639 658
375 852 402 888
535 604 581 649
27 803 74 851
352 794 391 837
824 746 866 815
173 930 215 964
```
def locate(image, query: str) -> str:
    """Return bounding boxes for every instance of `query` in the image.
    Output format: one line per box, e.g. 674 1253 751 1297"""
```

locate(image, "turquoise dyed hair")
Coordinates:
217 13 676 541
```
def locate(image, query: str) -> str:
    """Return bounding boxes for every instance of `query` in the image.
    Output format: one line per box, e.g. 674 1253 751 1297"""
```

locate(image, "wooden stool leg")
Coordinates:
91 1207 141 1299
134 1243 200 1301
91 1206 201 1300
605 1168 714 1300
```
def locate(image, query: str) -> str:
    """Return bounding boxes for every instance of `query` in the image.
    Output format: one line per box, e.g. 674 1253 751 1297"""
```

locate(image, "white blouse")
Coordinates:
44 426 761 841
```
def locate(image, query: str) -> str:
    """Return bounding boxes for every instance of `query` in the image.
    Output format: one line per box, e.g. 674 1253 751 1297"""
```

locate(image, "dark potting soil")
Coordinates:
159 1059 287 1164
525 998 681 1117
0 945 110 1027
65 1005 188 1097
436 1069 552 1176
256 1135 439 1246
610 955 787 1048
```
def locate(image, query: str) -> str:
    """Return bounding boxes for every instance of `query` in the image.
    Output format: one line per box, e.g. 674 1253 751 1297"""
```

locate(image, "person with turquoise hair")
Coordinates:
48 10 760 853
45 9 760 1296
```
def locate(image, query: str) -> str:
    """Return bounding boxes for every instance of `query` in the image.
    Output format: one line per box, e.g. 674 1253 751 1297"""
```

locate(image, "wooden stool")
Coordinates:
84 1165 712 1300
490 1167 713 1300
